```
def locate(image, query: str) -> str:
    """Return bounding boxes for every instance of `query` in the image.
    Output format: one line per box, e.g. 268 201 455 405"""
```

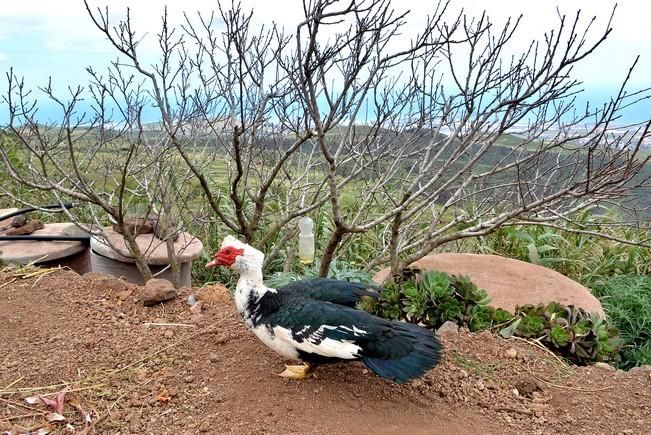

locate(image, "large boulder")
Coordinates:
374 253 605 317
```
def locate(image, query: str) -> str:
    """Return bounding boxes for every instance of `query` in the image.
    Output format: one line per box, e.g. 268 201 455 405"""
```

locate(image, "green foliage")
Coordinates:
592 276 651 368
505 304 622 364
371 270 501 332
263 259 374 289
368 270 622 365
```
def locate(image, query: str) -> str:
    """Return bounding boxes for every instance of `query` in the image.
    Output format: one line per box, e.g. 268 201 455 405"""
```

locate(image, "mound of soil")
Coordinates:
1 269 649 434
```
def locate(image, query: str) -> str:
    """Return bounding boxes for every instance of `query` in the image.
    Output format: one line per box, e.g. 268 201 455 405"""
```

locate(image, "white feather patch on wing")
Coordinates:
251 324 300 360
273 325 363 359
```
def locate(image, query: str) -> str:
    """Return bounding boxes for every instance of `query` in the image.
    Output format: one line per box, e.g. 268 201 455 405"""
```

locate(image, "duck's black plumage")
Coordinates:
250 278 442 384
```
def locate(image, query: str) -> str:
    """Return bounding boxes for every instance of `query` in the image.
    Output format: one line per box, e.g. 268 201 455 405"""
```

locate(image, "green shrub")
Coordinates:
263 259 374 288
592 276 651 368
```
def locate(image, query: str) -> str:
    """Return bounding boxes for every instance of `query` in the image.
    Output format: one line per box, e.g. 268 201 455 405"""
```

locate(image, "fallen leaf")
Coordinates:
155 388 172 403
46 412 66 422
38 389 67 414
68 397 92 426
26 395 41 405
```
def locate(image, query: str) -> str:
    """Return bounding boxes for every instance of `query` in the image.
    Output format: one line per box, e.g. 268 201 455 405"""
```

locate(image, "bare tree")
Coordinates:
2 0 649 282
0 63 198 286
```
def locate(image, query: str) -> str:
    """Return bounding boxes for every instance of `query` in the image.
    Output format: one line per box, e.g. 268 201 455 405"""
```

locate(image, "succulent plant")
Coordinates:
368 270 622 365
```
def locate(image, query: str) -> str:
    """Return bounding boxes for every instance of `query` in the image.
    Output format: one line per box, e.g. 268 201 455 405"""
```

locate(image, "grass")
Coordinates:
592 276 651 369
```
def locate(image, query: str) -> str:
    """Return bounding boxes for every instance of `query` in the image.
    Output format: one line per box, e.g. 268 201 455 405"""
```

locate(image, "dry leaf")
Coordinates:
33 389 67 414
25 395 41 405
46 412 66 422
154 388 172 403
68 397 92 426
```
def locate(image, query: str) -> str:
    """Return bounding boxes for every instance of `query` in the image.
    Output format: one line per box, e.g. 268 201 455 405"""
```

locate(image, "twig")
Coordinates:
493 406 533 415
78 412 108 435
0 412 44 421
526 366 614 392
0 376 24 393
142 322 195 328
0 397 48 414
107 378 153 412
507 336 569 367
0 383 106 396
116 323 219 373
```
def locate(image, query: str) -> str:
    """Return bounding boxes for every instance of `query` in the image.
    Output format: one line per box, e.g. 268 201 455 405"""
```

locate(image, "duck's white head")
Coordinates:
205 236 264 275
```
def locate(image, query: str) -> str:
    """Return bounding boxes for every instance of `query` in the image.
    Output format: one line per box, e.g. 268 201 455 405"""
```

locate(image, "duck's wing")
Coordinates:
275 278 380 307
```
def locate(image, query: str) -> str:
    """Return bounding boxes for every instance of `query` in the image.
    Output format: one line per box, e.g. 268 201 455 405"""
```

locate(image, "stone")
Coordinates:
374 253 605 317
190 301 203 315
112 218 155 237
436 320 459 336
208 353 220 363
594 362 616 371
142 278 177 306
116 290 133 301
83 272 129 292
628 365 651 375
10 214 28 228
5 219 44 235
505 348 518 359
196 284 231 305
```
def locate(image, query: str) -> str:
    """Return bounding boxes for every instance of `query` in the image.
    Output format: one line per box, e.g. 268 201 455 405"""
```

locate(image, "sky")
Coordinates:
0 0 650 124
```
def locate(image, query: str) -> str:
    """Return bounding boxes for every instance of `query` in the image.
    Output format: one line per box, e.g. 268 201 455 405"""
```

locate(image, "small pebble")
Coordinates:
208 353 220 363
187 294 198 306
505 348 518 359
185 375 195 383
164 330 174 339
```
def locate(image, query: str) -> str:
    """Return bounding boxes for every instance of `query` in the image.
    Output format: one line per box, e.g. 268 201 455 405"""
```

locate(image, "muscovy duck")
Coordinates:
206 236 442 383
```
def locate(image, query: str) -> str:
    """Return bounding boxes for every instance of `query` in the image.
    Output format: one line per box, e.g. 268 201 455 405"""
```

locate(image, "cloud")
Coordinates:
0 52 8 62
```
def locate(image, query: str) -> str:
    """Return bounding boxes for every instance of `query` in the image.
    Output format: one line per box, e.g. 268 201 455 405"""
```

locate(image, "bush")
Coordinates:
367 270 622 365
592 276 651 368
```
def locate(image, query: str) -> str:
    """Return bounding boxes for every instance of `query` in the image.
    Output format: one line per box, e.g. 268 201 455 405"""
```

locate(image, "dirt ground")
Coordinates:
1 269 650 435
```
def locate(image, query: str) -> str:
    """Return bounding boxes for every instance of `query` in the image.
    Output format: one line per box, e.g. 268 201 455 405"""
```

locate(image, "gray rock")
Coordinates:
142 278 177 306
436 320 460 336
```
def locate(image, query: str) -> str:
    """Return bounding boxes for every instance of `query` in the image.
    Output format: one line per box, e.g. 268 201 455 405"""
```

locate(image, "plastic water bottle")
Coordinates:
298 216 315 264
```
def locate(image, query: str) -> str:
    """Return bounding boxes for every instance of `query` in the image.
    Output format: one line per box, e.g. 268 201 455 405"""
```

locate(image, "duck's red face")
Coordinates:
206 246 245 268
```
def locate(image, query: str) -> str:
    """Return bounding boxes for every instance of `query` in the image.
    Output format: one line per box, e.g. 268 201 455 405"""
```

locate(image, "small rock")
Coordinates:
196 284 231 305
184 375 195 383
187 294 198 306
142 279 177 306
190 301 203 315
620 430 633 435
505 348 518 359
459 369 469 378
504 415 512 423
629 364 651 374
512 388 520 397
436 321 459 336
208 353 220 363
594 362 616 371
163 330 174 339
116 290 133 301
